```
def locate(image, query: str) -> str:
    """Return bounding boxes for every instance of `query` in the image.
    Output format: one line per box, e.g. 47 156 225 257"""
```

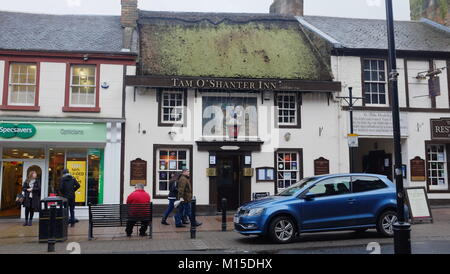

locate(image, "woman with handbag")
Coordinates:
22 170 41 226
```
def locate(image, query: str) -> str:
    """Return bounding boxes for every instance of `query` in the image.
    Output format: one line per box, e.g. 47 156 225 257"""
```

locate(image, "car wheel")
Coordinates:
269 216 296 244
376 210 398 237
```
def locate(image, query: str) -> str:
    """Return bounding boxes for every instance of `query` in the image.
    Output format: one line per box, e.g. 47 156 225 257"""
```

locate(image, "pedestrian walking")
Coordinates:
59 169 80 227
22 170 41 226
125 184 151 237
161 172 180 225
174 169 202 228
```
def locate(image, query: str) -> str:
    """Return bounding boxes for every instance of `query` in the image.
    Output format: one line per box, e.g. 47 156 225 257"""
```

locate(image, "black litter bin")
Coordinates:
39 197 69 243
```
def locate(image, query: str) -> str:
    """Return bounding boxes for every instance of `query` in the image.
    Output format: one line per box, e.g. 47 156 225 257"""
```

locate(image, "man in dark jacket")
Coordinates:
59 169 80 227
174 169 202 228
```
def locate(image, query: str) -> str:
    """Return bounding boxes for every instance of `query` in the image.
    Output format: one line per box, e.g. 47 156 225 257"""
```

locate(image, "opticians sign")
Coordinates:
0 123 36 139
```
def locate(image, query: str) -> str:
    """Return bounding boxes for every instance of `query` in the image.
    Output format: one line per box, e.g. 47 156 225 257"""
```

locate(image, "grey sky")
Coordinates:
0 0 411 20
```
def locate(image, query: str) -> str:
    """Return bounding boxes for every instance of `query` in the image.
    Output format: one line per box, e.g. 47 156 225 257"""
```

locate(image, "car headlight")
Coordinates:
245 208 265 216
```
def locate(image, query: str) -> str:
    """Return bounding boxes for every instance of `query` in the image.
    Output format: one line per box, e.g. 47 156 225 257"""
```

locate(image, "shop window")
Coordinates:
160 90 185 125
276 151 301 190
427 144 449 191
48 148 104 205
276 93 300 127
363 59 388 105
155 147 190 197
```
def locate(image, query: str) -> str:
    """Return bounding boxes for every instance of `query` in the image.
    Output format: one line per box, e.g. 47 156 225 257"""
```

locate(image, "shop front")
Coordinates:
0 121 120 219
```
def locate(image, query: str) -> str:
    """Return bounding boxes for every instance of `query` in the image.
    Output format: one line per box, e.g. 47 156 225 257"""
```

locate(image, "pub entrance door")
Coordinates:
362 150 393 180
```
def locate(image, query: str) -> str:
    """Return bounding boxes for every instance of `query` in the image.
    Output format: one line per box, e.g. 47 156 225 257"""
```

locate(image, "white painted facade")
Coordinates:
0 58 133 219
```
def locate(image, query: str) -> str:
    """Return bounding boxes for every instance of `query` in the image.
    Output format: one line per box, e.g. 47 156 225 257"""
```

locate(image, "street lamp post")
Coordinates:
385 0 411 254
337 87 364 173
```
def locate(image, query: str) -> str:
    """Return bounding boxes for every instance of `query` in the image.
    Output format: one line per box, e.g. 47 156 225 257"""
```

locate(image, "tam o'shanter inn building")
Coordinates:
0 10 137 218
123 0 450 211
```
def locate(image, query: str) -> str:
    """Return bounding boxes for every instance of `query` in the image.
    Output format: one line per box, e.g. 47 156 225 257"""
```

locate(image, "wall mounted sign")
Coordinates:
206 168 217 177
405 187 433 224
252 192 271 201
353 111 408 136
0 123 36 139
347 134 359 148
243 168 254 177
410 156 426 181
256 167 275 182
314 157 330 175
244 155 252 166
429 76 441 97
431 118 450 139
130 158 147 186
209 155 216 165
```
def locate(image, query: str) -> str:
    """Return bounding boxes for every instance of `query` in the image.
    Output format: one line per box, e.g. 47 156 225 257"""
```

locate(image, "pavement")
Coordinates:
0 208 449 254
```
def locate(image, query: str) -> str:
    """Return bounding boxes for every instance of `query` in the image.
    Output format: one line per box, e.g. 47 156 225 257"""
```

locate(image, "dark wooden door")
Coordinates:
216 155 240 211
363 150 393 180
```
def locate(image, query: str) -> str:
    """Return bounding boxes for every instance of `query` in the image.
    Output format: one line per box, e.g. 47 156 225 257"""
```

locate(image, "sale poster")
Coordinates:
67 161 87 203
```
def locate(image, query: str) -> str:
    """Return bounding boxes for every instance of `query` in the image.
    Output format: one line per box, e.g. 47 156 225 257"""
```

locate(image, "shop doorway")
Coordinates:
211 153 251 211
362 151 393 180
0 161 44 218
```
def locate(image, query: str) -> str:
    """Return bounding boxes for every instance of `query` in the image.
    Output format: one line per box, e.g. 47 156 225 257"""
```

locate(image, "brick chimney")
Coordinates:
270 0 304 16
121 0 138 28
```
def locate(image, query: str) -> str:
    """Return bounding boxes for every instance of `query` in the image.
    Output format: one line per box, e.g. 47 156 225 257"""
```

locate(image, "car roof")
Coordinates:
309 173 389 180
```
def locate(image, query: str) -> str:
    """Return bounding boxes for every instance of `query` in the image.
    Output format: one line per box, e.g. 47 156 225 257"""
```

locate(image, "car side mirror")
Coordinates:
302 192 315 201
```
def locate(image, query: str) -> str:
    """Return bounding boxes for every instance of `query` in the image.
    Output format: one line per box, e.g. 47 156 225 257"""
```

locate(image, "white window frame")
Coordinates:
276 151 300 190
276 93 298 126
160 90 185 125
69 65 97 108
427 144 448 190
8 63 37 106
156 148 190 196
363 59 389 106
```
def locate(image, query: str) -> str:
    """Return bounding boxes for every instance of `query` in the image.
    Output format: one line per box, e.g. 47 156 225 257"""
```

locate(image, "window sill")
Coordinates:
0 105 40 111
62 106 101 113
276 124 301 129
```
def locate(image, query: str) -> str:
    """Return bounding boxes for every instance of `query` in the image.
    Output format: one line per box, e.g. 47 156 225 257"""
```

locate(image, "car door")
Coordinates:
351 176 390 225
300 176 358 230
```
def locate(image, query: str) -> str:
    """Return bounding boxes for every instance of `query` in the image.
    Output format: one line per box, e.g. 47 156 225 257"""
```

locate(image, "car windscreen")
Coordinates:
277 177 318 196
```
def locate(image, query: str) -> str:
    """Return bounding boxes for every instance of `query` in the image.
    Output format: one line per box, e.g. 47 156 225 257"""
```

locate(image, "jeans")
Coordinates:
162 199 176 220
67 198 76 225
175 202 194 226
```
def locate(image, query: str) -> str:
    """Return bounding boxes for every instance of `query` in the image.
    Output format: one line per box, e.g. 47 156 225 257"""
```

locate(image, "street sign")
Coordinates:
348 134 359 148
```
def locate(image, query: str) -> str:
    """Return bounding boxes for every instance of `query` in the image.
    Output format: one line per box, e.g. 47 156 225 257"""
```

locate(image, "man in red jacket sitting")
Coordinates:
126 184 151 237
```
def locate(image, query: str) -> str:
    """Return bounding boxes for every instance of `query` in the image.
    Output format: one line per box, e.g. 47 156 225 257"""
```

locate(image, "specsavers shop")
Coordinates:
0 121 122 219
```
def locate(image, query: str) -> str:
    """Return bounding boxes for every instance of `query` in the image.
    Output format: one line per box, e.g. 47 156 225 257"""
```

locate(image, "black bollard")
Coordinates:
190 197 197 239
48 204 56 252
221 198 227 232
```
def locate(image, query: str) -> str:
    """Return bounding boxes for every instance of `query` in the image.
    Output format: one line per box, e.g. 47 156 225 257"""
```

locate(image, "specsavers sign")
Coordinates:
67 161 87 203
0 123 36 139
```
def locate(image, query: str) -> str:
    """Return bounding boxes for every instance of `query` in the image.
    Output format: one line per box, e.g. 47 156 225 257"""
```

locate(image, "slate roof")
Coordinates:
300 16 450 52
0 10 134 54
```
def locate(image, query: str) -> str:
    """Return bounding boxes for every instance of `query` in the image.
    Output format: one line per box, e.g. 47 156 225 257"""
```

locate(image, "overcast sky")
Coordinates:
0 0 411 20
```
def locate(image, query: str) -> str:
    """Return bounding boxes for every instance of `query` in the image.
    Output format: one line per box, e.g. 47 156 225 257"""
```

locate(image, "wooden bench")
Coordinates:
88 203 153 240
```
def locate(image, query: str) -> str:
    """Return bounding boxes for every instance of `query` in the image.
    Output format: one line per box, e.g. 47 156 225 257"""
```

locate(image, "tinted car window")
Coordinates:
352 176 387 193
308 177 351 197
278 177 318 196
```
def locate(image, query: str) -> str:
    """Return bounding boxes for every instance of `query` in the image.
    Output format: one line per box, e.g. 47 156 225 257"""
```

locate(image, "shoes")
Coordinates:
70 223 75 227
139 233 148 237
182 221 190 225
176 224 186 228
28 220 32 226
126 234 132 237
161 220 170 225
23 221 28 226
194 222 202 227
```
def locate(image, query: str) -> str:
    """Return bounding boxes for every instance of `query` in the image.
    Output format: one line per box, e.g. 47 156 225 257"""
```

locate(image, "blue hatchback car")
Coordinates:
234 174 407 244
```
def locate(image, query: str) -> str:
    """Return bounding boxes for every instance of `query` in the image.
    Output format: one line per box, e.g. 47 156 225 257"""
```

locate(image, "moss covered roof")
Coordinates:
138 11 332 81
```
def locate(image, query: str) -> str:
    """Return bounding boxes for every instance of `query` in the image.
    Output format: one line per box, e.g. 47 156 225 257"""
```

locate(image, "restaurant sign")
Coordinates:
431 118 450 139
0 123 36 139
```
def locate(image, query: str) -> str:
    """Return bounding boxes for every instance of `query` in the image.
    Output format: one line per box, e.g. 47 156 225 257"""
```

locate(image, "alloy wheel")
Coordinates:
274 219 294 241
382 213 398 236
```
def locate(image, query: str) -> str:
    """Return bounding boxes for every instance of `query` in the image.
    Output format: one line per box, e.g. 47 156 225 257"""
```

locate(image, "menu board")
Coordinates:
405 187 433 223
